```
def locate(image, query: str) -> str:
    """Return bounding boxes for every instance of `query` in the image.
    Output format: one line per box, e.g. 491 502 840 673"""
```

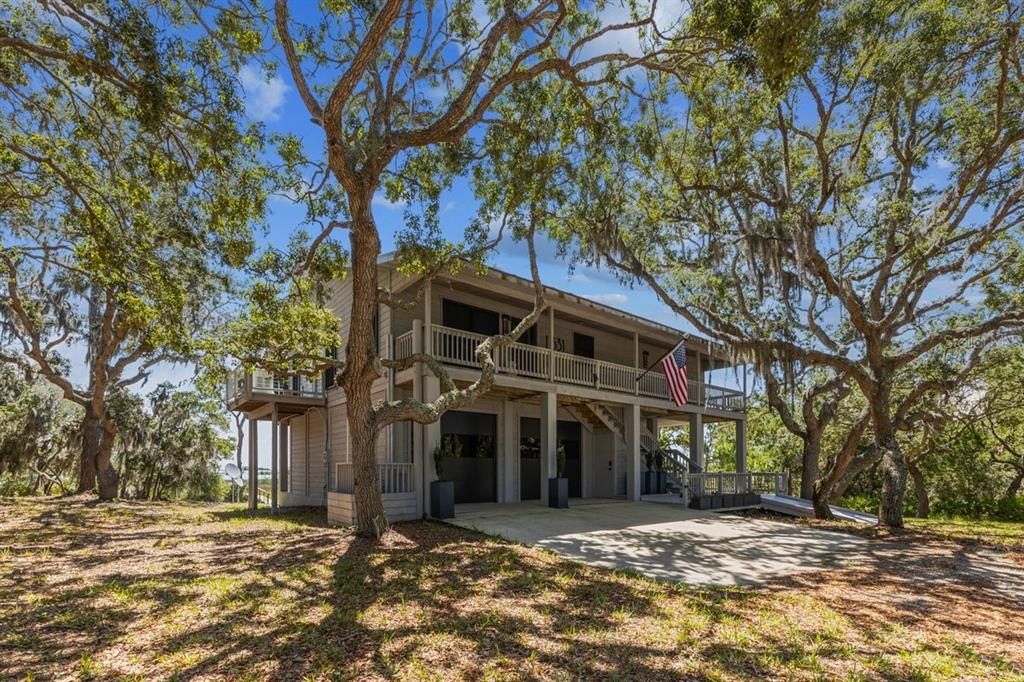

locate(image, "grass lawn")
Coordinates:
1 497 1022 681
905 517 1024 549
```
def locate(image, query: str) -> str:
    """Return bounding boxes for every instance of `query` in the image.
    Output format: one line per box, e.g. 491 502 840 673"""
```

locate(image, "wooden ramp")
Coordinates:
759 494 877 525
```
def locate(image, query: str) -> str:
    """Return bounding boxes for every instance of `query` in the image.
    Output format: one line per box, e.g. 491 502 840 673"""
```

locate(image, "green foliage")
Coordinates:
0 7 268 386
0 366 80 494
112 383 234 501
556 444 567 478
689 0 822 92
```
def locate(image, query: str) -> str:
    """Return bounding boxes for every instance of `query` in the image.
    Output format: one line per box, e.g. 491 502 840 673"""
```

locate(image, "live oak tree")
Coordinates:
963 343 1024 500
259 0 702 536
762 367 870 518
0 366 80 495
112 383 233 501
524 0 1024 527
0 1 266 498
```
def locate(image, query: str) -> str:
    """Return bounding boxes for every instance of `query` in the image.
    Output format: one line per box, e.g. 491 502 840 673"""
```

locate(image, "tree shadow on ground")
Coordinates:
1 498 1021 680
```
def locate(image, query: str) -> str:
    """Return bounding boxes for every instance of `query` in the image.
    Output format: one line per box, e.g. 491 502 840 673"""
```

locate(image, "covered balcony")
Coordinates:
225 368 325 413
393 323 746 413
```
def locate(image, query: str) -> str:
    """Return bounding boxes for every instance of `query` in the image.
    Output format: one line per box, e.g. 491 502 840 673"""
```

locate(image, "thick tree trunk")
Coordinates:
877 424 906 528
341 188 387 537
800 437 821 500
908 461 929 518
811 486 834 519
95 416 119 500
830 446 881 501
77 401 119 499
77 408 101 493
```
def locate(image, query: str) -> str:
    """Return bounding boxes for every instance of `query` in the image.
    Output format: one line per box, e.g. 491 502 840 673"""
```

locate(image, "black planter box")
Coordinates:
745 493 762 507
642 471 657 495
725 494 739 508
430 480 455 519
657 471 668 494
691 496 712 510
710 495 723 509
548 477 569 508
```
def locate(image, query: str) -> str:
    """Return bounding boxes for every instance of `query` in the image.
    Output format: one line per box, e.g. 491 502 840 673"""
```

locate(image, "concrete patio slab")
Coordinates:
447 500 870 586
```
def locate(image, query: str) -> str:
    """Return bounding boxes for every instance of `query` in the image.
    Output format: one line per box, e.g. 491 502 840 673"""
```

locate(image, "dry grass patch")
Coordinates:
1 496 1022 680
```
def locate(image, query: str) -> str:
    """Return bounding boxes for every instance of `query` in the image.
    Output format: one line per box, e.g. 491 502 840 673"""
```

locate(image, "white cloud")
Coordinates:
585 293 629 305
581 0 689 60
238 63 288 122
373 193 406 210
936 156 954 169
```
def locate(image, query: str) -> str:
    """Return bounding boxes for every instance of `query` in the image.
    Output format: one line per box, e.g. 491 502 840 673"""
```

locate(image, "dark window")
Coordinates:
443 299 499 335
373 308 380 353
520 417 541 500
323 347 337 389
573 332 595 358
501 314 538 345
440 411 497 503
642 350 650 369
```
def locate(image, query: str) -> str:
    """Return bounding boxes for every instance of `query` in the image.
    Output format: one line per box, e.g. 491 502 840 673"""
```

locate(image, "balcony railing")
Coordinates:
226 368 324 406
335 461 414 494
395 324 745 412
684 471 788 497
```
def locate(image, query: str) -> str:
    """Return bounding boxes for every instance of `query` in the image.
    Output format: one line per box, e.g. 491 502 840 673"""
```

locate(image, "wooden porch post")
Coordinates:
270 402 278 514
689 412 704 471
633 332 639 396
247 417 258 510
625 403 642 501
548 306 555 381
736 417 747 474
540 391 557 504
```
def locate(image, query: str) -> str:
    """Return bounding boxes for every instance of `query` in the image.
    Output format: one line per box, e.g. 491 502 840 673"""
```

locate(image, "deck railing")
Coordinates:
396 324 746 412
226 368 324 405
394 331 414 363
335 461 415 495
684 471 787 497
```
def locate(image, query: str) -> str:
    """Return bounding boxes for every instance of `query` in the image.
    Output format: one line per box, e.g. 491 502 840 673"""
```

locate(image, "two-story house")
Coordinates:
227 256 751 525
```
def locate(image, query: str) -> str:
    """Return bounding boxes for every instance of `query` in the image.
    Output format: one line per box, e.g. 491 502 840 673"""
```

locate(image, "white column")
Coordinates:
540 391 557 504
423 282 432 354
411 321 424 518
247 417 258 510
547 307 555 381
423 375 441 485
270 403 278 513
502 400 517 502
736 417 747 474
689 412 704 471
625 403 642 501
633 332 639 396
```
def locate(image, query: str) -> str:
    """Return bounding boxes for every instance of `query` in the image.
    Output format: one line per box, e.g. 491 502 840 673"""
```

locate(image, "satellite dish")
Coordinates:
225 463 242 479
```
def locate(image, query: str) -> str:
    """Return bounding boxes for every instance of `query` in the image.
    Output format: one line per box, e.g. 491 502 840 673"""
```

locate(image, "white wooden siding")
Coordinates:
327 491 418 525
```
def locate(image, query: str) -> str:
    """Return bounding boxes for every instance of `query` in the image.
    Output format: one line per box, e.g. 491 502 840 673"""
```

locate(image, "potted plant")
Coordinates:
654 450 668 494
430 434 461 519
548 444 569 508
642 450 657 495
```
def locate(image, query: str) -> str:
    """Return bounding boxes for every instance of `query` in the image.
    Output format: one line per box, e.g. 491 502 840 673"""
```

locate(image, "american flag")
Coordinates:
662 343 689 406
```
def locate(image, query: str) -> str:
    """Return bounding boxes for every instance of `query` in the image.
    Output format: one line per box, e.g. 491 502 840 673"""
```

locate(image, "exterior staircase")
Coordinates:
581 402 702 495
